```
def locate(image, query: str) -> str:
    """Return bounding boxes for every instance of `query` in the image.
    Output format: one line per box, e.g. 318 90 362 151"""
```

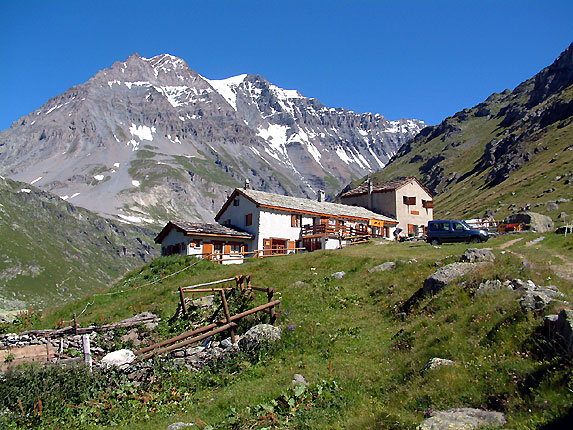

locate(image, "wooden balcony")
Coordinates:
300 224 368 238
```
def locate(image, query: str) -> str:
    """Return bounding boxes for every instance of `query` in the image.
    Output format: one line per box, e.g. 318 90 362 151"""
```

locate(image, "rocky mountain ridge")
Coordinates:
0 53 424 224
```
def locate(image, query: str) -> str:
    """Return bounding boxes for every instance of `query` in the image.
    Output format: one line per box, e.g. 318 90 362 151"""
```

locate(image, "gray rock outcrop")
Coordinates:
504 212 555 232
368 262 396 273
420 358 455 374
423 263 480 295
418 408 506 430
461 248 495 263
514 280 565 312
238 324 282 351
544 309 573 354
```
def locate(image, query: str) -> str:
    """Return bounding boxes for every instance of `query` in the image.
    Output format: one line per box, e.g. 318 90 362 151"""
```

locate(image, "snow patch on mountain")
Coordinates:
204 74 247 110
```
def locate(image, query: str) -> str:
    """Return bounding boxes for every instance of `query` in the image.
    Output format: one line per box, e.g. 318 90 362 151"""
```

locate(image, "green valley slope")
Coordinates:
0 176 158 312
360 42 573 221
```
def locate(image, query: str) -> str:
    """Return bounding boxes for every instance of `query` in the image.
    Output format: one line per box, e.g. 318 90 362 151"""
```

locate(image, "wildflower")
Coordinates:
287 325 294 331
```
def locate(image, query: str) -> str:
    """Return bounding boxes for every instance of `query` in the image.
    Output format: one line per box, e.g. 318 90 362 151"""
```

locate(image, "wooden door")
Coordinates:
203 243 213 260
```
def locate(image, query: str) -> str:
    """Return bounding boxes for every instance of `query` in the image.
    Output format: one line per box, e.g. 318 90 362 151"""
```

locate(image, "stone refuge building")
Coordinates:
156 183 398 263
340 177 434 237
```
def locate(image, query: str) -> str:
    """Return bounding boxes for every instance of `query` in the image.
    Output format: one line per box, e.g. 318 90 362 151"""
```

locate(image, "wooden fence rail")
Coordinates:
135 274 279 360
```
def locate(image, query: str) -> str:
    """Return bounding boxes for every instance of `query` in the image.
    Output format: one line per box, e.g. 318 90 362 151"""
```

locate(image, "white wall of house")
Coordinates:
217 194 259 250
257 210 309 250
160 228 188 251
394 181 433 235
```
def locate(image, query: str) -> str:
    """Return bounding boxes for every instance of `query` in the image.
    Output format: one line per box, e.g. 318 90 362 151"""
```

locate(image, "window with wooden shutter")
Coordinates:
423 200 434 209
246 213 252 226
291 214 301 227
403 196 416 205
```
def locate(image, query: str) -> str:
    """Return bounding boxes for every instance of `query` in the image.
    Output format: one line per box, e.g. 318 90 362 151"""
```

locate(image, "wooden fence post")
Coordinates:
179 287 188 316
220 289 236 344
267 287 276 325
73 313 78 335
82 334 92 372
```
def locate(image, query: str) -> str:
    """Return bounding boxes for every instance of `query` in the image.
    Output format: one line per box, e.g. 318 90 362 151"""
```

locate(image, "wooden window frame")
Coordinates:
403 196 416 205
422 200 434 209
291 214 302 227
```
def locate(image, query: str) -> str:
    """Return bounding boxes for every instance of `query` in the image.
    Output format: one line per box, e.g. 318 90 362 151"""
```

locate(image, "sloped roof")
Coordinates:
155 221 253 244
216 188 398 223
340 177 433 198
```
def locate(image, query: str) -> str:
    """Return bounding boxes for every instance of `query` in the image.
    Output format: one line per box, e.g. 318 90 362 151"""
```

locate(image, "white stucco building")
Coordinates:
340 177 434 237
155 221 253 264
155 184 398 263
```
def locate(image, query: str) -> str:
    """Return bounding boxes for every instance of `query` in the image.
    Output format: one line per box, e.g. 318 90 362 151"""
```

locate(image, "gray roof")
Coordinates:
155 221 253 243
239 188 397 222
341 177 432 198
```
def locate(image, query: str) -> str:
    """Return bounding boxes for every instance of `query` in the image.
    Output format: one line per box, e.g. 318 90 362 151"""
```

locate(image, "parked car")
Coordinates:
426 220 489 245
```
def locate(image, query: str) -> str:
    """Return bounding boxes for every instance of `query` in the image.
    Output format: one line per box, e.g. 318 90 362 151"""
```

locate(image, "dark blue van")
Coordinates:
426 220 489 245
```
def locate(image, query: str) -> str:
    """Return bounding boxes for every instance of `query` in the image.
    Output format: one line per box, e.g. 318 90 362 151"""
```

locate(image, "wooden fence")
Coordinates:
135 275 279 360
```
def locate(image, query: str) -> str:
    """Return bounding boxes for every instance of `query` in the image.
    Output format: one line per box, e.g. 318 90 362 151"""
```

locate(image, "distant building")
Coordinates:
215 185 398 253
155 182 398 263
155 221 253 264
340 177 433 237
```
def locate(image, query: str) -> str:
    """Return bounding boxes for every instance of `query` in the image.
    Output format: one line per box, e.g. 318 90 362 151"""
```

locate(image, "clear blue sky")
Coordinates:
1 1 571 130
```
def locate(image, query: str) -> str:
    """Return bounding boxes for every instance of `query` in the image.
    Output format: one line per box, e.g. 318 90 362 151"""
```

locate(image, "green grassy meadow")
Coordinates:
2 232 572 429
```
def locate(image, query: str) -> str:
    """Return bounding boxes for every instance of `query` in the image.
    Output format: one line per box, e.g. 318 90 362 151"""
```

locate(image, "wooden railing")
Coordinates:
135 275 279 359
198 248 306 263
300 224 369 237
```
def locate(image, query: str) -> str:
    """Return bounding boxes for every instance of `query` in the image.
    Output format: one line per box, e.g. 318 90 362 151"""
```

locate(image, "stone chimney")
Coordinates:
244 179 251 190
367 178 373 210
318 190 325 202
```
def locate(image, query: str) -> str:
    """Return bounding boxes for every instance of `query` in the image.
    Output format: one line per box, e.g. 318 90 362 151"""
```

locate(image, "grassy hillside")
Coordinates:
0 176 158 313
359 43 573 223
2 233 572 429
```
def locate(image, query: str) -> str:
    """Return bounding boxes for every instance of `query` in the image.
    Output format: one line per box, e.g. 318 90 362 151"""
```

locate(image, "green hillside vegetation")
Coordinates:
0 176 158 313
360 44 573 223
2 233 572 429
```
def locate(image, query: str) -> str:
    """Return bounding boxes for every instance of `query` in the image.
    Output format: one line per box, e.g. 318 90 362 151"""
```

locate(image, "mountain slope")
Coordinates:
360 42 573 221
0 176 157 312
0 54 424 225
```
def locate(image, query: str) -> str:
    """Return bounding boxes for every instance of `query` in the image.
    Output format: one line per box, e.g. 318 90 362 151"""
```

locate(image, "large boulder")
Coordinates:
423 263 479 295
238 324 281 351
461 248 495 263
368 262 397 273
505 212 555 232
418 408 506 430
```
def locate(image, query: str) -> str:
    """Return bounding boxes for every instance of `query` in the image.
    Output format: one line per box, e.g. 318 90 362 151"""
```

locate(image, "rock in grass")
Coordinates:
292 373 308 387
290 281 306 287
461 248 495 263
238 324 281 351
101 349 136 369
420 357 455 373
423 263 479 295
368 262 396 273
516 280 565 313
167 423 195 429
418 408 506 429
331 271 346 279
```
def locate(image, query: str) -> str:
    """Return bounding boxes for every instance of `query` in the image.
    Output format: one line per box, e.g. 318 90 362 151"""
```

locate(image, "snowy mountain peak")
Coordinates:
0 53 425 224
